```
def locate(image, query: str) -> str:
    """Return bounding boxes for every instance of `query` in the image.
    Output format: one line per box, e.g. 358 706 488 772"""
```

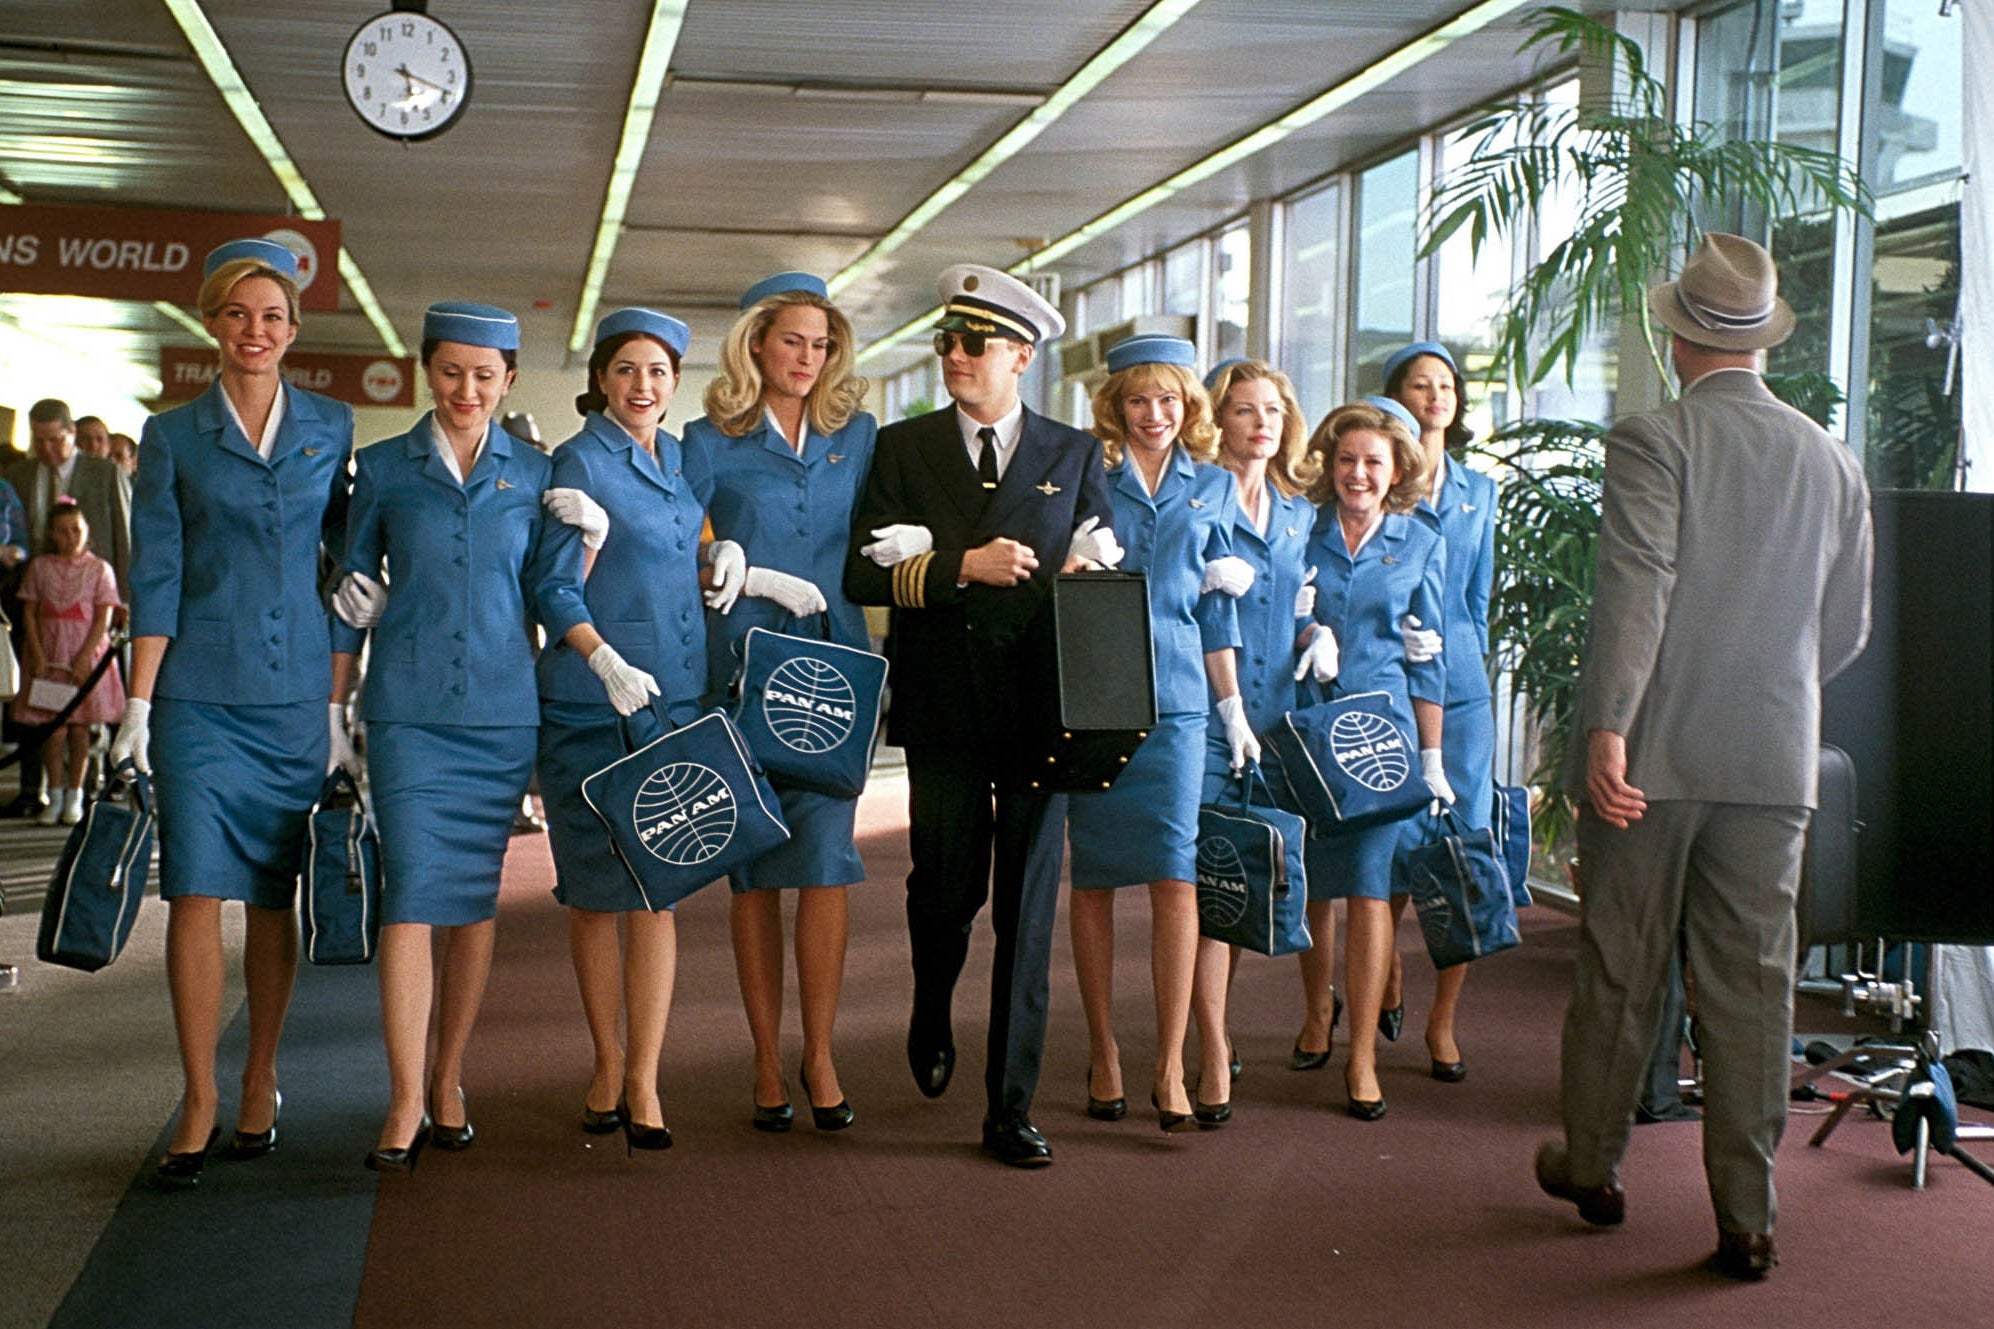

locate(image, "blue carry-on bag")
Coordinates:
1262 684 1430 838
301 767 383 965
581 704 791 911
1491 783 1534 909
730 616 887 799
1195 764 1311 957
36 759 155 973
1395 806 1521 969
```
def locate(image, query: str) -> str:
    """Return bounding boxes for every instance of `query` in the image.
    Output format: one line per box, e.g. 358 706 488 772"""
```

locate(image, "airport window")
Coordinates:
1211 222 1251 365
1351 148 1419 390
1280 180 1343 421
1431 122 1519 435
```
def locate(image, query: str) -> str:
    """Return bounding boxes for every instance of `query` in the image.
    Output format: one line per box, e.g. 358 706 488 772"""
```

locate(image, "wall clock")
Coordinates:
342 4 472 142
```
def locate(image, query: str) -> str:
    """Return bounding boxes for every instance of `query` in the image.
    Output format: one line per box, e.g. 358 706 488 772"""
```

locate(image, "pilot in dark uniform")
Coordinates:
844 263 1112 1167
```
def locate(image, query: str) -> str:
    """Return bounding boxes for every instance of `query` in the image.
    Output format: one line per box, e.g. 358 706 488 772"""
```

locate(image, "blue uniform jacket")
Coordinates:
0 478 27 564
132 379 354 705
1412 458 1497 702
536 412 712 707
1305 508 1447 734
1105 450 1240 716
335 415 586 726
684 410 878 692
1209 482 1314 736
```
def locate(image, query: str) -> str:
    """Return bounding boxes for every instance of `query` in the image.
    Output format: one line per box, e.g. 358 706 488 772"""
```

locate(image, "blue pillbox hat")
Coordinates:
203 237 299 280
423 301 520 351
1202 358 1250 392
739 271 827 310
593 306 690 358
1381 340 1456 385
1104 333 1197 374
1361 395 1421 436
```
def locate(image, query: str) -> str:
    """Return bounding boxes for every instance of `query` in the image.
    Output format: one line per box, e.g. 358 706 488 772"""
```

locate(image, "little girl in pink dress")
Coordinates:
14 500 125 824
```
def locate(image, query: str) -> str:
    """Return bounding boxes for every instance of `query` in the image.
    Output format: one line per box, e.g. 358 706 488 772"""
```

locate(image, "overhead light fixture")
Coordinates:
568 1 690 354
668 74 1046 109
828 0 1205 302
160 0 405 356
154 300 216 347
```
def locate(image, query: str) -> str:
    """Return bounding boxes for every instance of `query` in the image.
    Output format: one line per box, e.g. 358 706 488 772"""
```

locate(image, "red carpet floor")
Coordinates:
350 777 1994 1328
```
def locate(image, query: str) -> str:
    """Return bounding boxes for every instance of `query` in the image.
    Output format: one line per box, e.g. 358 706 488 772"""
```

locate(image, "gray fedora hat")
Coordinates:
1647 232 1795 351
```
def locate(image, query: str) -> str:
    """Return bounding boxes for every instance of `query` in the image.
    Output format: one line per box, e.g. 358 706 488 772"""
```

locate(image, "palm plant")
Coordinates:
1423 6 1871 845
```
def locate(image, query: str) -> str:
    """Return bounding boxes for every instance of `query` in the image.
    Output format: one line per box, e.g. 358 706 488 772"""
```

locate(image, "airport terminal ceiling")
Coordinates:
0 0 1671 388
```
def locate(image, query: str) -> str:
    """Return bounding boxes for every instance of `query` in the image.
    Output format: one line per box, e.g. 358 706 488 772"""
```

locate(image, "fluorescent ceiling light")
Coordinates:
828 0 1205 301
859 0 1531 362
161 0 405 356
668 75 1044 109
0 184 20 205
568 1 690 354
154 300 216 347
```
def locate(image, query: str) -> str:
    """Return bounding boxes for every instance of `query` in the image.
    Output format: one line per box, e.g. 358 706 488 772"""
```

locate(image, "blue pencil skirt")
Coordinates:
370 721 536 926
730 782 863 892
153 697 325 909
1067 711 1203 890
1303 817 1403 902
537 698 705 913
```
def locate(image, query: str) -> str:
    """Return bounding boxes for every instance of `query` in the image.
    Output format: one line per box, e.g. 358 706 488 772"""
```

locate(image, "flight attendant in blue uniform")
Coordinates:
1294 399 1453 1121
112 238 355 1189
1186 360 1324 1104
683 272 878 1133
331 303 588 1170
534 305 740 1152
1067 334 1252 1133
1379 343 1498 1085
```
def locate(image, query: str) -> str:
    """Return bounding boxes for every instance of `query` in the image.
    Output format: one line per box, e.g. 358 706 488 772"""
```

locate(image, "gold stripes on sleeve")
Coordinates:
892 551 934 609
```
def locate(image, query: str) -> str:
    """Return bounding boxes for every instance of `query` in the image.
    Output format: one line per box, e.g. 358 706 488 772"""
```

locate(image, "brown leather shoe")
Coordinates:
1534 1139 1626 1227
1709 1230 1778 1280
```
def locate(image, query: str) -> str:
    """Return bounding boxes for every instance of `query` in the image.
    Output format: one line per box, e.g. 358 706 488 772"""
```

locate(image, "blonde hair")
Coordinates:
1207 360 1319 500
1089 361 1218 468
197 258 300 324
1304 402 1430 514
702 291 868 437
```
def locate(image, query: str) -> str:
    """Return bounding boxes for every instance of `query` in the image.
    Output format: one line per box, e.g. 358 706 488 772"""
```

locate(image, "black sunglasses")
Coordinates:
934 331 1007 358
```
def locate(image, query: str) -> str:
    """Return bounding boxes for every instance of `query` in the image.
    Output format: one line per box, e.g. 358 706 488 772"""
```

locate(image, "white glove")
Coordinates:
1216 694 1261 772
743 566 828 618
332 570 387 629
328 702 360 777
860 524 934 568
1201 556 1256 598
110 698 152 776
587 642 662 717
704 540 748 613
1293 566 1318 619
1293 628 1340 684
1421 748 1457 806
1065 516 1124 569
542 487 610 551
1400 614 1443 664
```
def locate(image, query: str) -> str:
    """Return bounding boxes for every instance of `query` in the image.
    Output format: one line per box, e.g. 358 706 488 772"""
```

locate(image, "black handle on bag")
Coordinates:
616 698 678 754
1229 760 1278 814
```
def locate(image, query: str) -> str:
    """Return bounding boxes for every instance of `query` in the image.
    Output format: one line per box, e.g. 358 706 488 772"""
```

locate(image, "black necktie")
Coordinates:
976 426 999 490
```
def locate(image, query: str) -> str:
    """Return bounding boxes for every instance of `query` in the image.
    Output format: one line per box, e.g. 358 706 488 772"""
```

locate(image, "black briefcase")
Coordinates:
1799 743 1860 948
1018 570 1158 792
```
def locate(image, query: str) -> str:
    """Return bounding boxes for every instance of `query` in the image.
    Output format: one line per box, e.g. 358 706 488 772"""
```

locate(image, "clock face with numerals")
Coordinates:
342 10 473 142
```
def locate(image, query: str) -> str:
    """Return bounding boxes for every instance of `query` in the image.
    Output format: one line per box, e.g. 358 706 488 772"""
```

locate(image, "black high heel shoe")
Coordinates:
581 1100 624 1135
430 1088 474 1151
1151 1090 1196 1134
365 1116 431 1173
155 1124 221 1190
800 1065 853 1132
221 1089 282 1161
1378 1000 1405 1043
1193 1099 1232 1129
618 1100 673 1153
752 1079 795 1134
1288 990 1345 1071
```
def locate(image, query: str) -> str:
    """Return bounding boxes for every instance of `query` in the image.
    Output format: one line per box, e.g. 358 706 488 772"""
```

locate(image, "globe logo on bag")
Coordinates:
762 656 857 754
1195 836 1249 929
1328 710 1410 793
631 762 737 866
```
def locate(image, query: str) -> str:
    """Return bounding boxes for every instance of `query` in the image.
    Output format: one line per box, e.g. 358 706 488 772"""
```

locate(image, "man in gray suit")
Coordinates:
1535 234 1873 1280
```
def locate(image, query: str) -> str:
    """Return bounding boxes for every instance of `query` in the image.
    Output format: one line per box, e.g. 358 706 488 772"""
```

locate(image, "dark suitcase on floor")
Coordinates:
1799 743 1860 948
1018 571 1158 792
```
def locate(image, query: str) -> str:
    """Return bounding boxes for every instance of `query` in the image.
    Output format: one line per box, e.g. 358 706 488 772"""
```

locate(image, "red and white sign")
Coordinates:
0 204 342 310
159 346 414 408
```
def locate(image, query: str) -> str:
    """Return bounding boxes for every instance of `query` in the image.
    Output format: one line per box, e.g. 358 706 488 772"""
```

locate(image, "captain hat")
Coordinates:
203 237 299 281
739 271 828 309
423 301 520 351
934 264 1065 345
593 306 690 358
